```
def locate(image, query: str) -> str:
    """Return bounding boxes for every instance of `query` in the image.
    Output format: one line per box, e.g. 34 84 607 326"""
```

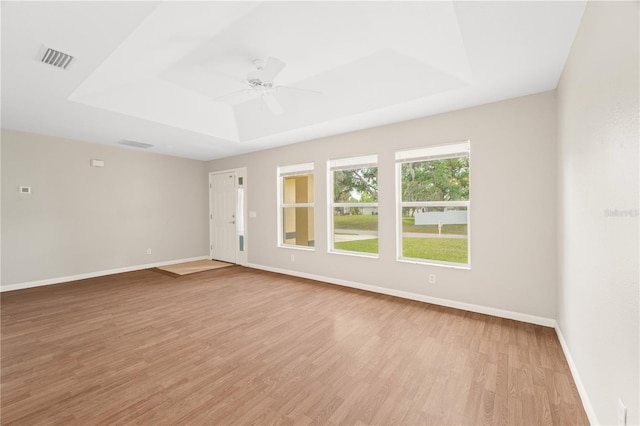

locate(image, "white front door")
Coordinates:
210 172 237 263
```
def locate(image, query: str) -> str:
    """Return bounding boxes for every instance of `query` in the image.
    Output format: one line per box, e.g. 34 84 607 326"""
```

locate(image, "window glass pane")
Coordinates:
331 165 378 255
333 207 378 254
400 206 468 264
278 164 315 250
333 168 378 203
401 157 469 202
283 174 314 204
282 207 315 247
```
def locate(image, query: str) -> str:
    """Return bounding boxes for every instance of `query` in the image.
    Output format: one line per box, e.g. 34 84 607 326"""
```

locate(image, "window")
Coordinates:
396 141 470 267
278 163 315 248
329 155 378 256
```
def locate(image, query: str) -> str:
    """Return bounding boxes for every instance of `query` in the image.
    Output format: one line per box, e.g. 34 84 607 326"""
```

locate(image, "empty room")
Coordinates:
1 1 638 425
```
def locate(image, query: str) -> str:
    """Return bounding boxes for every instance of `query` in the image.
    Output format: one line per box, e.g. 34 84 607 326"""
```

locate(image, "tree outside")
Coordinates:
333 157 469 264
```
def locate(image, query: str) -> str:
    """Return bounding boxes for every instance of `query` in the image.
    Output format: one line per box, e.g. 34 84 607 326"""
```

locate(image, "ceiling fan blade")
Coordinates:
212 88 255 103
262 93 284 115
275 85 322 96
260 57 286 82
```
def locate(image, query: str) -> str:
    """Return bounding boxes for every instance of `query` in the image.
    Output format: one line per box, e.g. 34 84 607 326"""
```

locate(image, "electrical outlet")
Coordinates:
618 398 627 426
290 254 295 262
146 248 152 255
429 274 436 284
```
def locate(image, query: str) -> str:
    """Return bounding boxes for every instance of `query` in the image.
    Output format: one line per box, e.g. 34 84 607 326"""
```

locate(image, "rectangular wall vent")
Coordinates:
118 140 154 149
41 48 74 70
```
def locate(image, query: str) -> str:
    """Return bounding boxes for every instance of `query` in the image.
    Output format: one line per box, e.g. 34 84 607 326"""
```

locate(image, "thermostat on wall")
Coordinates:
90 159 105 168
19 186 31 194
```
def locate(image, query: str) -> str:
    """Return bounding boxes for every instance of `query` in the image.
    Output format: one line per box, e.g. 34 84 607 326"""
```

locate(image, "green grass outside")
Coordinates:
334 238 379 254
402 238 468 263
334 237 468 264
333 214 379 231
333 214 467 235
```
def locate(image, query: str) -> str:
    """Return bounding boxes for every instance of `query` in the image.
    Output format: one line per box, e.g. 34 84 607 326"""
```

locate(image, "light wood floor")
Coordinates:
1 266 589 425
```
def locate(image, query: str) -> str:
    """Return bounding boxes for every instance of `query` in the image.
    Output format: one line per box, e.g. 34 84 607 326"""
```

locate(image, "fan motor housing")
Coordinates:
248 79 272 89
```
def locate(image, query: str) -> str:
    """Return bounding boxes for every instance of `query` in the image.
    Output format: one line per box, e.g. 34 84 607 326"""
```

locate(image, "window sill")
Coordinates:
396 257 471 270
329 249 379 259
278 244 315 251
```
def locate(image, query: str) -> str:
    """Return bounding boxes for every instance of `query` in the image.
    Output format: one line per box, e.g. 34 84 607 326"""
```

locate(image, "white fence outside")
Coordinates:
415 210 468 225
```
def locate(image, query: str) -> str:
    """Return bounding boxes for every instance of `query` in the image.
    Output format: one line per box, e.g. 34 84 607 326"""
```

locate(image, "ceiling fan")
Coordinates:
214 56 318 115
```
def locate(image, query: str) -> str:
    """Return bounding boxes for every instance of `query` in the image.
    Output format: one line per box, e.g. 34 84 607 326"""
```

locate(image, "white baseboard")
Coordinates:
0 255 209 292
554 325 599 425
247 263 556 328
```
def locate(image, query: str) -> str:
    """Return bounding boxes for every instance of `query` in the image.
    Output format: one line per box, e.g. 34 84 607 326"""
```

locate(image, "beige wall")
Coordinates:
557 1 639 424
1 129 209 286
208 91 558 320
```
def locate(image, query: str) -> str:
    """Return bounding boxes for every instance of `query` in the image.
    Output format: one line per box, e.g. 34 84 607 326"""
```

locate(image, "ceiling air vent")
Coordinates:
41 48 74 70
118 140 154 149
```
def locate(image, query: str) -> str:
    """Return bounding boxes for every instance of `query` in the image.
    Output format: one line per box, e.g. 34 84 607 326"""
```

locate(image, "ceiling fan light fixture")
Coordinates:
247 78 265 87
214 56 318 115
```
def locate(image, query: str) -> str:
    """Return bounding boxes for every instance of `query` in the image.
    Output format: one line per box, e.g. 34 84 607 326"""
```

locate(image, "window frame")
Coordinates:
277 162 315 250
327 154 379 258
395 141 471 269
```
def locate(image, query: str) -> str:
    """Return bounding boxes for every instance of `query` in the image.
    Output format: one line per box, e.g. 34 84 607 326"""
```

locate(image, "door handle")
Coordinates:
230 220 235 224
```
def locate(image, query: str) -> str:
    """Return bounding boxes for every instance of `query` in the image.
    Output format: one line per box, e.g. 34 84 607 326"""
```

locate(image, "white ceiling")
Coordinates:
1 1 586 161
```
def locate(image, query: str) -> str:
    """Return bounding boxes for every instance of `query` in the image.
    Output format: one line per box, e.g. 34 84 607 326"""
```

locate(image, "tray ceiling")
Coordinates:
1 1 586 160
